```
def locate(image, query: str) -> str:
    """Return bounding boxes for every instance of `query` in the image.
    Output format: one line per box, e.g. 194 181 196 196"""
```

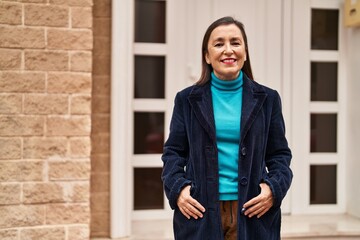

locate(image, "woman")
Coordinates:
162 16 293 240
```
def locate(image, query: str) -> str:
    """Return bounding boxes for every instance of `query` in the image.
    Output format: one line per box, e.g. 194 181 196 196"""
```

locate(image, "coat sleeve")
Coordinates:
263 91 293 208
161 92 191 209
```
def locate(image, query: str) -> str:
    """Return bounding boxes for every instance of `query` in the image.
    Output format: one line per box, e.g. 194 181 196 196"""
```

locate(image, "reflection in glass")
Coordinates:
311 62 338 101
135 0 166 43
310 114 337 152
134 112 164 154
310 165 337 204
134 168 164 210
311 9 339 50
135 56 165 99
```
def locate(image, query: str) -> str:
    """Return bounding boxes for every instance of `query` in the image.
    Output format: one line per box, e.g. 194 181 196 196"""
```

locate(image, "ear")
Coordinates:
205 52 211 64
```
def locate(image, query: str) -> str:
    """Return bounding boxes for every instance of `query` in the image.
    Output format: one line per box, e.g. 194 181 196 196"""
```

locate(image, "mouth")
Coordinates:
221 58 237 64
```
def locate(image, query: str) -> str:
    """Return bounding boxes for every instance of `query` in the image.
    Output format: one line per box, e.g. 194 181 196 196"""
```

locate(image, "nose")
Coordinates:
223 43 233 54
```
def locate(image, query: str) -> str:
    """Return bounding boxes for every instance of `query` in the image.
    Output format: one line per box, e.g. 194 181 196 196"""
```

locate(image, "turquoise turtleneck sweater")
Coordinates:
211 71 243 201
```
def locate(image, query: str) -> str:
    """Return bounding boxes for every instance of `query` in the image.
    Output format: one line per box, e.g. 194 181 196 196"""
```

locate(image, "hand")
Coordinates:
177 185 206 219
243 183 274 218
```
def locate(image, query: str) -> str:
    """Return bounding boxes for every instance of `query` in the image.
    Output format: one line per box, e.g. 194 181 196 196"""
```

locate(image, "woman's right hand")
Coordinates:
177 185 206 219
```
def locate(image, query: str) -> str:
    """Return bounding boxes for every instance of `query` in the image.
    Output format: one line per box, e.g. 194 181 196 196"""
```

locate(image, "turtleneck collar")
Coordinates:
211 71 243 91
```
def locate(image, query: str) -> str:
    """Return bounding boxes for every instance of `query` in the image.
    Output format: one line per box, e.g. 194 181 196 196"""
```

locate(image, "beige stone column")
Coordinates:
0 0 93 239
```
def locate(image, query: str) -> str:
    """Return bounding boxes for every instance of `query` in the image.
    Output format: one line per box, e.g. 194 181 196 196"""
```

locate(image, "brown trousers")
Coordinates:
220 200 238 240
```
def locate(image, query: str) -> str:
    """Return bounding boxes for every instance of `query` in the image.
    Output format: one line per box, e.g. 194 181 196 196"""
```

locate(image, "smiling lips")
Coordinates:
221 58 237 64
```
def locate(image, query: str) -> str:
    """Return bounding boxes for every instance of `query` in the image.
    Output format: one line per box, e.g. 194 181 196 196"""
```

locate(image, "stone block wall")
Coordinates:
90 0 111 237
0 0 93 239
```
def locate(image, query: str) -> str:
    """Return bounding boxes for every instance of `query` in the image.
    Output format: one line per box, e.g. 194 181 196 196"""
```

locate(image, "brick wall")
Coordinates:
0 0 93 239
90 0 111 237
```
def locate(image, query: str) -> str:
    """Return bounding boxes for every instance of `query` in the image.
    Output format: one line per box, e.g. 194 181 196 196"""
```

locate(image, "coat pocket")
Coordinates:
190 182 197 197
259 206 280 231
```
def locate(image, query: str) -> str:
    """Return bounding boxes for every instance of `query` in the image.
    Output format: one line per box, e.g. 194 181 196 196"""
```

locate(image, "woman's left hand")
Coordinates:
243 183 274 218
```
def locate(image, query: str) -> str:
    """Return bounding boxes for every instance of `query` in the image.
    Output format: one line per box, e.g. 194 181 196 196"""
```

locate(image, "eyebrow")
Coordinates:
212 37 242 42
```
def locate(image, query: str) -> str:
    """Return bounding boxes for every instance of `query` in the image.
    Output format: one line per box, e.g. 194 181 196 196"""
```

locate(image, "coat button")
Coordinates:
240 177 248 186
241 147 246 156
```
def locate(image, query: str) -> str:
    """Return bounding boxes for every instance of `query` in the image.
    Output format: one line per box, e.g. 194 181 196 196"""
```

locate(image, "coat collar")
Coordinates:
188 74 268 143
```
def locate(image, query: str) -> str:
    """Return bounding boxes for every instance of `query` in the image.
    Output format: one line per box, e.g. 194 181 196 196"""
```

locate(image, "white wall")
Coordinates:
346 27 360 218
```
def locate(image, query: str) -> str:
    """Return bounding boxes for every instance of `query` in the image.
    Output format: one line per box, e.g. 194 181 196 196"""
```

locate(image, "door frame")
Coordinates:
110 0 133 237
110 0 189 237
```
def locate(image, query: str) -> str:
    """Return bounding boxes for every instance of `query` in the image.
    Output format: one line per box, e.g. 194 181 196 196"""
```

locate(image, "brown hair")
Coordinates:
196 16 254 85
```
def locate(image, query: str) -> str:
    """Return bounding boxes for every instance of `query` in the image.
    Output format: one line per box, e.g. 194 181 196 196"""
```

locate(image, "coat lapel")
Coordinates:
187 75 267 144
240 75 268 143
188 83 217 143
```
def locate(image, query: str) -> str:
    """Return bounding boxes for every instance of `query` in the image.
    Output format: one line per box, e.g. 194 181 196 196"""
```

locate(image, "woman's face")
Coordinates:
205 24 247 80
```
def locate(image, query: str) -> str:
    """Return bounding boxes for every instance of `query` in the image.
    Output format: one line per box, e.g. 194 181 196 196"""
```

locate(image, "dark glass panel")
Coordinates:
134 168 164 210
134 56 165 99
311 9 339 50
310 114 337 152
134 112 164 154
311 62 338 101
310 165 337 204
135 0 166 43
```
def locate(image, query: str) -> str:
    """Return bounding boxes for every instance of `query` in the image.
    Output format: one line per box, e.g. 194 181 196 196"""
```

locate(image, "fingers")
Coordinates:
243 195 258 209
179 206 191 219
177 185 206 220
244 201 271 218
190 197 206 213
180 201 204 219
243 183 274 218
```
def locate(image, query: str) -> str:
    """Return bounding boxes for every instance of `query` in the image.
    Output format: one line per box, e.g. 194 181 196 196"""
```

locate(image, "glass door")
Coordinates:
111 0 189 236
131 0 188 220
132 0 169 220
292 0 346 214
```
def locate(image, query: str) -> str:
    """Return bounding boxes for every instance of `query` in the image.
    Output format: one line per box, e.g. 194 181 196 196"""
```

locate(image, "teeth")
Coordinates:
223 59 235 63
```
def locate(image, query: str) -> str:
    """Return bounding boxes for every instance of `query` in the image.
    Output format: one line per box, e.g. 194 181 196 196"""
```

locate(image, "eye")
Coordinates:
232 41 241 46
214 43 223 47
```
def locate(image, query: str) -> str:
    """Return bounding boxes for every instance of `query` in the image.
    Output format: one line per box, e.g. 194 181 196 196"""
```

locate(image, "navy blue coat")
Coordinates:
162 74 293 240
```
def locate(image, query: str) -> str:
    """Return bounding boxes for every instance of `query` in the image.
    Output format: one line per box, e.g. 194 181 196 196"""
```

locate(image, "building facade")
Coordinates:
111 0 360 238
0 0 360 239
